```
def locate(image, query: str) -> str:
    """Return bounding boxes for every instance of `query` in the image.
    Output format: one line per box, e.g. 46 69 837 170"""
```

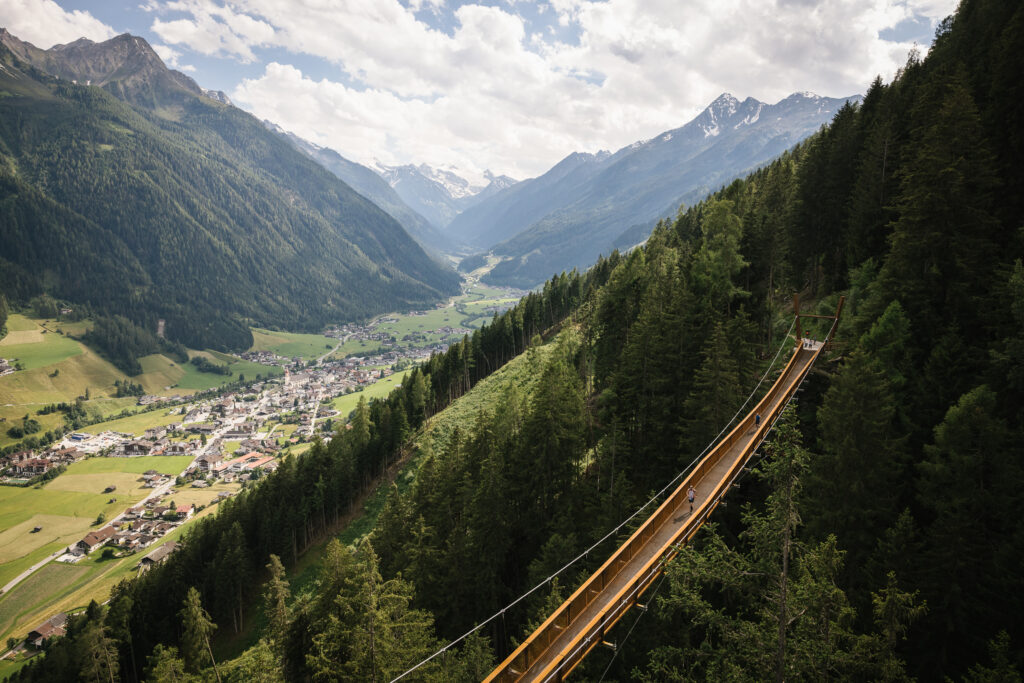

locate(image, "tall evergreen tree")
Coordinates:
681 323 743 455
179 587 220 680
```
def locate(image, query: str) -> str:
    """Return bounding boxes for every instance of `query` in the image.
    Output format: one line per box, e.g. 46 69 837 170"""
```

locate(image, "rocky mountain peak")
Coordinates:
0 28 236 110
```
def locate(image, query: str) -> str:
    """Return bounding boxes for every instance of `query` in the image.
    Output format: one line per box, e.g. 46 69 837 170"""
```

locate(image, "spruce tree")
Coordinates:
681 323 743 455
179 587 220 680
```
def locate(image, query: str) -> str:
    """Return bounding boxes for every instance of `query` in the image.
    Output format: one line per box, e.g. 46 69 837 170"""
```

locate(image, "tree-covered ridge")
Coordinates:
0 39 460 351
4 269 597 682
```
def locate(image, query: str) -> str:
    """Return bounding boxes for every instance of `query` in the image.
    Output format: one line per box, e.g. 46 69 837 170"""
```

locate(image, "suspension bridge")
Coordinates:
482 296 844 681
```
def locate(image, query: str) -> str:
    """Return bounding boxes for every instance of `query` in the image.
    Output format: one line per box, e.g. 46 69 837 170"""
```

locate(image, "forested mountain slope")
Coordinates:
6 0 1024 680
0 31 460 351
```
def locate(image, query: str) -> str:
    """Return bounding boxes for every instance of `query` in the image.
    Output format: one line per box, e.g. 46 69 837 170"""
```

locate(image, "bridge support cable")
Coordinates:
388 319 800 683
487 297 845 682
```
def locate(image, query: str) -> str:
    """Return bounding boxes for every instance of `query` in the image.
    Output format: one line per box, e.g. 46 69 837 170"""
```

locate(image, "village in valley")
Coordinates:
0 278 524 667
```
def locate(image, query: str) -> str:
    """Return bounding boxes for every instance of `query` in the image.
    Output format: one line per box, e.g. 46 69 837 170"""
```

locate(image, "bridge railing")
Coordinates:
488 340 822 681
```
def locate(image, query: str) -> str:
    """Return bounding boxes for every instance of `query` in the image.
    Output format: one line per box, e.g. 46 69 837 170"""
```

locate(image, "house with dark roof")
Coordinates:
75 526 116 554
26 612 67 648
139 541 178 571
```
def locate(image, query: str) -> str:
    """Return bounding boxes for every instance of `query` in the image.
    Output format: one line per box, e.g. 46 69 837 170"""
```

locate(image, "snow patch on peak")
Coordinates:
702 123 720 138
417 164 482 199
734 102 764 128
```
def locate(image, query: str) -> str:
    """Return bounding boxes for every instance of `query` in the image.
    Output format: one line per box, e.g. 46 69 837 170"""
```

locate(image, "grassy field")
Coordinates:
81 408 182 438
170 481 241 509
250 328 337 361
0 456 193 587
375 307 467 340
0 316 82 371
0 514 87 566
0 502 224 653
136 351 282 394
70 456 193 475
331 370 411 419
0 318 126 418
0 563 88 649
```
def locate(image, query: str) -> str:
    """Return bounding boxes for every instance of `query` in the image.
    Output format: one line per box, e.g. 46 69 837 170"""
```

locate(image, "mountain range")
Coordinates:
450 91 859 287
265 123 454 254
376 162 517 231
0 29 459 350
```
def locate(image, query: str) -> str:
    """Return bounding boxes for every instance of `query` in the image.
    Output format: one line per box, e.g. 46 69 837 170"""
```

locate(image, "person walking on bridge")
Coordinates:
687 485 696 513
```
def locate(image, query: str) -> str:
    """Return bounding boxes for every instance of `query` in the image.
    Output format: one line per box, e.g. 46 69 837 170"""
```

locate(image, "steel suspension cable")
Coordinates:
389 317 798 682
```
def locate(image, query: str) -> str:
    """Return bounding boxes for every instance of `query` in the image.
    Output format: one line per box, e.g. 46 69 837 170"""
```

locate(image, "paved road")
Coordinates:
0 470 178 596
317 333 352 365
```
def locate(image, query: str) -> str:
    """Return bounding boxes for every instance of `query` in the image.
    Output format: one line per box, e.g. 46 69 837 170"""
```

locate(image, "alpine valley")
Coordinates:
0 29 460 352
0 1 1023 682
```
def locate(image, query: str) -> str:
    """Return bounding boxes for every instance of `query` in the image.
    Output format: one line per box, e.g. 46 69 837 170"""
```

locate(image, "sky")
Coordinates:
0 0 958 183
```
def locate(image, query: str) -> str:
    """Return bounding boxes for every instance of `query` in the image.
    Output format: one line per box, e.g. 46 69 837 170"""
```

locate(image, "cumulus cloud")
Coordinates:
0 0 115 47
155 0 956 177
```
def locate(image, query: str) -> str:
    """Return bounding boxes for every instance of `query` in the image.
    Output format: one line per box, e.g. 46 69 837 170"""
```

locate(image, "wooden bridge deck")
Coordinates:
485 338 827 682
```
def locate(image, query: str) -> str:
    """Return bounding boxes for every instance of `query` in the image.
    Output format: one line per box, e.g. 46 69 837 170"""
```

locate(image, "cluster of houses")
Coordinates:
118 428 198 458
194 451 279 482
14 535 180 653
68 498 193 559
0 357 13 377
238 349 286 364
0 446 85 479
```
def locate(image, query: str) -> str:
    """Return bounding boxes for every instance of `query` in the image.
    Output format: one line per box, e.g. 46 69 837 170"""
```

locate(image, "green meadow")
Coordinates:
250 328 338 360
0 455 193 586
330 370 411 419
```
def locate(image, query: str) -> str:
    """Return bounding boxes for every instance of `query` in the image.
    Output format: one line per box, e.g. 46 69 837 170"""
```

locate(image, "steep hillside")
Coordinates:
7 1 1024 682
448 92 857 287
0 31 460 351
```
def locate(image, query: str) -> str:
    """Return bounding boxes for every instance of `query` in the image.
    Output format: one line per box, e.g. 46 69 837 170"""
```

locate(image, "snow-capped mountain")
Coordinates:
449 91 859 288
375 162 518 230
263 123 451 253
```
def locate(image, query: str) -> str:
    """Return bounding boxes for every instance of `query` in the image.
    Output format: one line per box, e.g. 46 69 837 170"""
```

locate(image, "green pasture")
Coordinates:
0 456 192 582
0 316 84 369
250 328 337 360
373 307 465 341
0 563 88 642
3 315 39 333
136 351 280 394
70 456 193 475
0 514 87 567
83 408 182 438
331 370 411 419
170 481 241 509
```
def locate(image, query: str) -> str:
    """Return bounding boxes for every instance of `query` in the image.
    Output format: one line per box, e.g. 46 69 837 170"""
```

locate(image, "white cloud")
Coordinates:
151 41 196 72
154 0 955 177
0 0 115 47
151 0 275 63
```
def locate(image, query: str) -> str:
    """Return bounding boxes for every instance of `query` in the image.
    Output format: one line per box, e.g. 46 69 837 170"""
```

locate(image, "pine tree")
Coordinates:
681 323 743 455
307 541 438 682
808 350 907 592
78 619 119 683
263 554 290 656
145 644 187 682
692 199 749 314
179 587 220 680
